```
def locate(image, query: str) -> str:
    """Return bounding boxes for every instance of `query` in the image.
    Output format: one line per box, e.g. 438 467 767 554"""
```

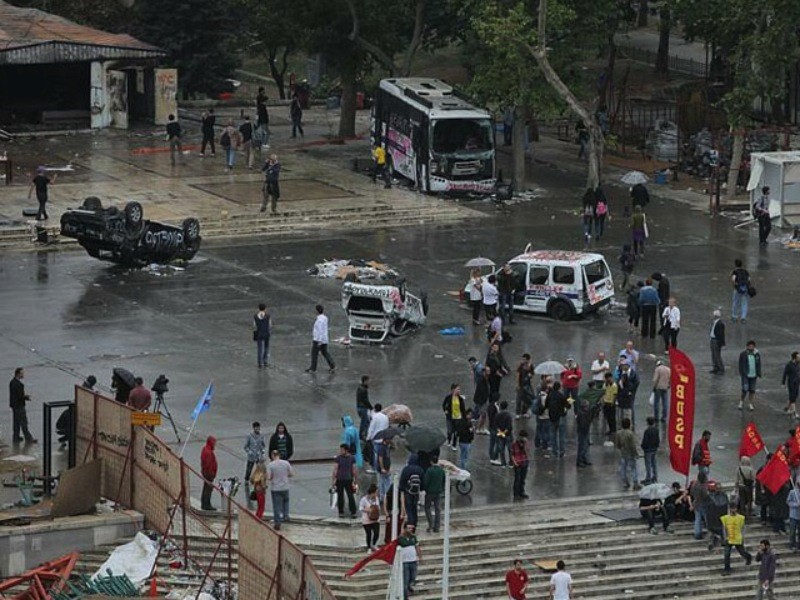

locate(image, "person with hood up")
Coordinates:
201 436 218 510
269 422 294 460
341 415 363 468
399 454 425 526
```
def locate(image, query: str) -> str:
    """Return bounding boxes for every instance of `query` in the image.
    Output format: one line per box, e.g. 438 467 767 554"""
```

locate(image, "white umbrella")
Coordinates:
621 170 649 185
638 482 672 501
534 360 566 375
464 257 495 268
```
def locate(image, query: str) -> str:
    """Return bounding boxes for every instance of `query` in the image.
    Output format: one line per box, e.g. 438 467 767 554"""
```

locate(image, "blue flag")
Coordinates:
191 381 214 420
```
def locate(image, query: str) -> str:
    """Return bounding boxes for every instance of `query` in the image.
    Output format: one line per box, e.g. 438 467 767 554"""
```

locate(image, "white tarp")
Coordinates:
93 531 158 585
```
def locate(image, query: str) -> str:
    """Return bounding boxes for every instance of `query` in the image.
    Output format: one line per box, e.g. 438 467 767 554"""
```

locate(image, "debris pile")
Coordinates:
308 258 399 280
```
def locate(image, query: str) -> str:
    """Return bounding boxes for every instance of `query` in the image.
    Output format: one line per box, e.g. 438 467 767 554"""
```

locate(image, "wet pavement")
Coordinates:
2 144 799 517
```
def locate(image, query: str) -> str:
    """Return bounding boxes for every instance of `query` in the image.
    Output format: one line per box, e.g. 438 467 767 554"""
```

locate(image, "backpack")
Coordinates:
406 472 421 496
596 200 608 216
734 268 749 294
220 130 231 148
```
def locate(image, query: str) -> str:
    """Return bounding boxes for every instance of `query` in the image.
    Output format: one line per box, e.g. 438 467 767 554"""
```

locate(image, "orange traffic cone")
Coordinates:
149 571 158 597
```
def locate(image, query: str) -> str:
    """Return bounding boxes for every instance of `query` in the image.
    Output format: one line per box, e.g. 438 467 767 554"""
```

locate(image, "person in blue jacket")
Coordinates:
341 415 363 468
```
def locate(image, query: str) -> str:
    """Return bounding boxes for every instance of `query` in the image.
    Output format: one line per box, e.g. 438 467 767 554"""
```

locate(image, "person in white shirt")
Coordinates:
661 297 681 354
366 402 389 472
590 352 611 382
468 268 483 325
489 313 503 345
549 560 573 600
481 274 499 319
306 304 335 373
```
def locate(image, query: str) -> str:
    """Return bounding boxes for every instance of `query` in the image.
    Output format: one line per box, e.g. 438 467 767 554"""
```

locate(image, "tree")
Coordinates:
8 0 134 32
674 0 800 196
654 3 672 75
240 0 303 99
134 0 241 98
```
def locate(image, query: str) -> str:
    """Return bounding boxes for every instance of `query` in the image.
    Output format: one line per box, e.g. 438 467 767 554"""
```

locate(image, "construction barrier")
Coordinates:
74 386 336 600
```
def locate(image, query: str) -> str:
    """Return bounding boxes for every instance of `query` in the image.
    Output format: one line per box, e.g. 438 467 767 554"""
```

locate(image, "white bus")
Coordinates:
371 78 496 194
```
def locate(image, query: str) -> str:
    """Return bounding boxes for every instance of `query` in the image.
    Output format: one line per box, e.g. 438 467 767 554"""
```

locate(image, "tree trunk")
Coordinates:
528 0 604 190
655 5 671 74
401 0 426 76
726 129 744 198
637 0 648 27
512 105 527 186
598 35 616 108
268 47 286 100
338 61 357 138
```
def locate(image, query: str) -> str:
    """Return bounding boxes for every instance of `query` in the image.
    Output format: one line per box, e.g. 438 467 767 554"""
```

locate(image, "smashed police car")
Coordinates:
341 280 428 343
60 197 201 267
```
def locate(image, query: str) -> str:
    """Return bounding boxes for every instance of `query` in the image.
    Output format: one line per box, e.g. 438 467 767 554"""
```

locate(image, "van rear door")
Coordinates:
583 258 614 306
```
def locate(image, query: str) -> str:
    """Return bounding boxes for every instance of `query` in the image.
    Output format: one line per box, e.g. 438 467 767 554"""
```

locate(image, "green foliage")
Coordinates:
673 0 800 124
463 0 620 118
7 0 134 33
134 0 242 98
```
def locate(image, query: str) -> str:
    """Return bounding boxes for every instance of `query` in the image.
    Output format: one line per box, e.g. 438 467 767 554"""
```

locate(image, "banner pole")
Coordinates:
179 413 200 459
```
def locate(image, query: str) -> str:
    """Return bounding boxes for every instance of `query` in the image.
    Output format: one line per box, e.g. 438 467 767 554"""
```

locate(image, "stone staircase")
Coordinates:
72 493 800 600
0 202 474 250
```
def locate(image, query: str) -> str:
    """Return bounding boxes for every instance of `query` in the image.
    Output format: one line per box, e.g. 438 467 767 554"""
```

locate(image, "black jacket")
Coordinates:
545 389 569 423
739 350 762 378
711 318 726 347
9 377 26 409
356 384 372 410
473 376 491 406
442 393 467 419
783 360 800 389
268 428 294 460
641 425 660 452
454 418 474 444
494 409 512 434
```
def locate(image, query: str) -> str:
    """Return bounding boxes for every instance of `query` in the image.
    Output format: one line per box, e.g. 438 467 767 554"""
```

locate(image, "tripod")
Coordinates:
154 391 182 443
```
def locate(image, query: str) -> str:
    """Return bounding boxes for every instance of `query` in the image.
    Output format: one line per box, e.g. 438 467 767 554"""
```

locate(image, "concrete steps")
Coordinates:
0 203 471 250
69 495 800 600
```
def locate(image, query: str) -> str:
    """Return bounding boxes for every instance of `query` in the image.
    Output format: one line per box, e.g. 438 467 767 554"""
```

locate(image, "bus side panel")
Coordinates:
378 90 423 185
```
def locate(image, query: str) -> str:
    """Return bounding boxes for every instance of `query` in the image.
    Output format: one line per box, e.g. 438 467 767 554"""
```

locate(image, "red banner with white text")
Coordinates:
668 348 696 476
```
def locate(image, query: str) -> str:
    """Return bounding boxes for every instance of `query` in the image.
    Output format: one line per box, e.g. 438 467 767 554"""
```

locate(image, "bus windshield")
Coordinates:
432 119 493 155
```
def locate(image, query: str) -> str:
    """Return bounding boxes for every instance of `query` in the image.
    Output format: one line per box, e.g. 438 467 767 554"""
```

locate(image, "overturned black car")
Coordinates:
60 197 201 267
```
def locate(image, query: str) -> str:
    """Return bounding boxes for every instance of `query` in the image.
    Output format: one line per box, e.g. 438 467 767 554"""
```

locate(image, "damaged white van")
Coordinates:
342 281 428 342
467 245 615 320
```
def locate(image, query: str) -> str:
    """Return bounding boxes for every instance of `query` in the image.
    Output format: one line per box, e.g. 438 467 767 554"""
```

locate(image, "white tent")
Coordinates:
747 151 800 226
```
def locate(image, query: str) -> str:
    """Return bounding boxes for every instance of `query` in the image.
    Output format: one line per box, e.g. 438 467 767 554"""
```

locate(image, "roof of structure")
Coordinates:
0 1 165 64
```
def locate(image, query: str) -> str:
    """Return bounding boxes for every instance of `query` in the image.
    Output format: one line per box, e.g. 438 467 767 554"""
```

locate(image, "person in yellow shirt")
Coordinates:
602 372 619 441
372 144 391 188
721 504 753 574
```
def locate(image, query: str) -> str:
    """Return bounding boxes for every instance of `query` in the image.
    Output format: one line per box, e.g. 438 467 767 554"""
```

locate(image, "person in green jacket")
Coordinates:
630 205 647 258
614 417 641 490
423 460 446 533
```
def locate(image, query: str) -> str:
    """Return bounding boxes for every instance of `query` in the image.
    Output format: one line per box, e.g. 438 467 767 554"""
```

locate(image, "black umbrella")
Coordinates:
112 367 136 388
404 426 446 454
374 427 401 441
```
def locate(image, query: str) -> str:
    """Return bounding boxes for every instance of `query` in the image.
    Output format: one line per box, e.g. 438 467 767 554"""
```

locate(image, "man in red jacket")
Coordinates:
201 436 218 510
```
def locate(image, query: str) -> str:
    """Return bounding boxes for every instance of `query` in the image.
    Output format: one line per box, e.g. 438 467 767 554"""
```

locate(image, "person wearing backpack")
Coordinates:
359 483 381 551
731 259 751 323
399 454 424 526
593 187 610 241
220 120 240 170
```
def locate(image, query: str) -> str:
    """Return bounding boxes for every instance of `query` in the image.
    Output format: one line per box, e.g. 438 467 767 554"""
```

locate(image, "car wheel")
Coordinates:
549 300 573 321
82 196 103 211
182 218 200 243
124 201 144 229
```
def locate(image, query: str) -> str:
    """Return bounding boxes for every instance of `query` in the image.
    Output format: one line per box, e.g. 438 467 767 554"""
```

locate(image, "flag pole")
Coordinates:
179 412 201 459
441 470 451 600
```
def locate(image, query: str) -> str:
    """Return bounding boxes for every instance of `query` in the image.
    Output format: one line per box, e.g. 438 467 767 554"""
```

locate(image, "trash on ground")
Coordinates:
92 531 158 585
308 258 399 280
439 327 465 335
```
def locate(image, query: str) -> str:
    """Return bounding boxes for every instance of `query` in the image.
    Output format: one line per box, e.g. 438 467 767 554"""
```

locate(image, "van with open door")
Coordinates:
466 245 614 320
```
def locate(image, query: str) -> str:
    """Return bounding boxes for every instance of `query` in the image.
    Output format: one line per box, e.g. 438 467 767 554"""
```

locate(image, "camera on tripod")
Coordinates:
151 374 169 396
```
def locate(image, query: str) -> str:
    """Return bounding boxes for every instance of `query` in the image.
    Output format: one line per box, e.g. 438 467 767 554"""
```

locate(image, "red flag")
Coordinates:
787 426 800 463
345 539 398 578
668 348 696 476
757 447 792 494
739 422 766 457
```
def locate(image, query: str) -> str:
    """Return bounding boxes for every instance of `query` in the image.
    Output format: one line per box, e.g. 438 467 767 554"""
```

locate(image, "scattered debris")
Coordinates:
308 259 398 280
0 553 79 600
439 327 465 335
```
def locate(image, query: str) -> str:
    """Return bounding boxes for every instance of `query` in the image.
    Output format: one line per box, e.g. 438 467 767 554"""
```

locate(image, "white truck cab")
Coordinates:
469 245 615 320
